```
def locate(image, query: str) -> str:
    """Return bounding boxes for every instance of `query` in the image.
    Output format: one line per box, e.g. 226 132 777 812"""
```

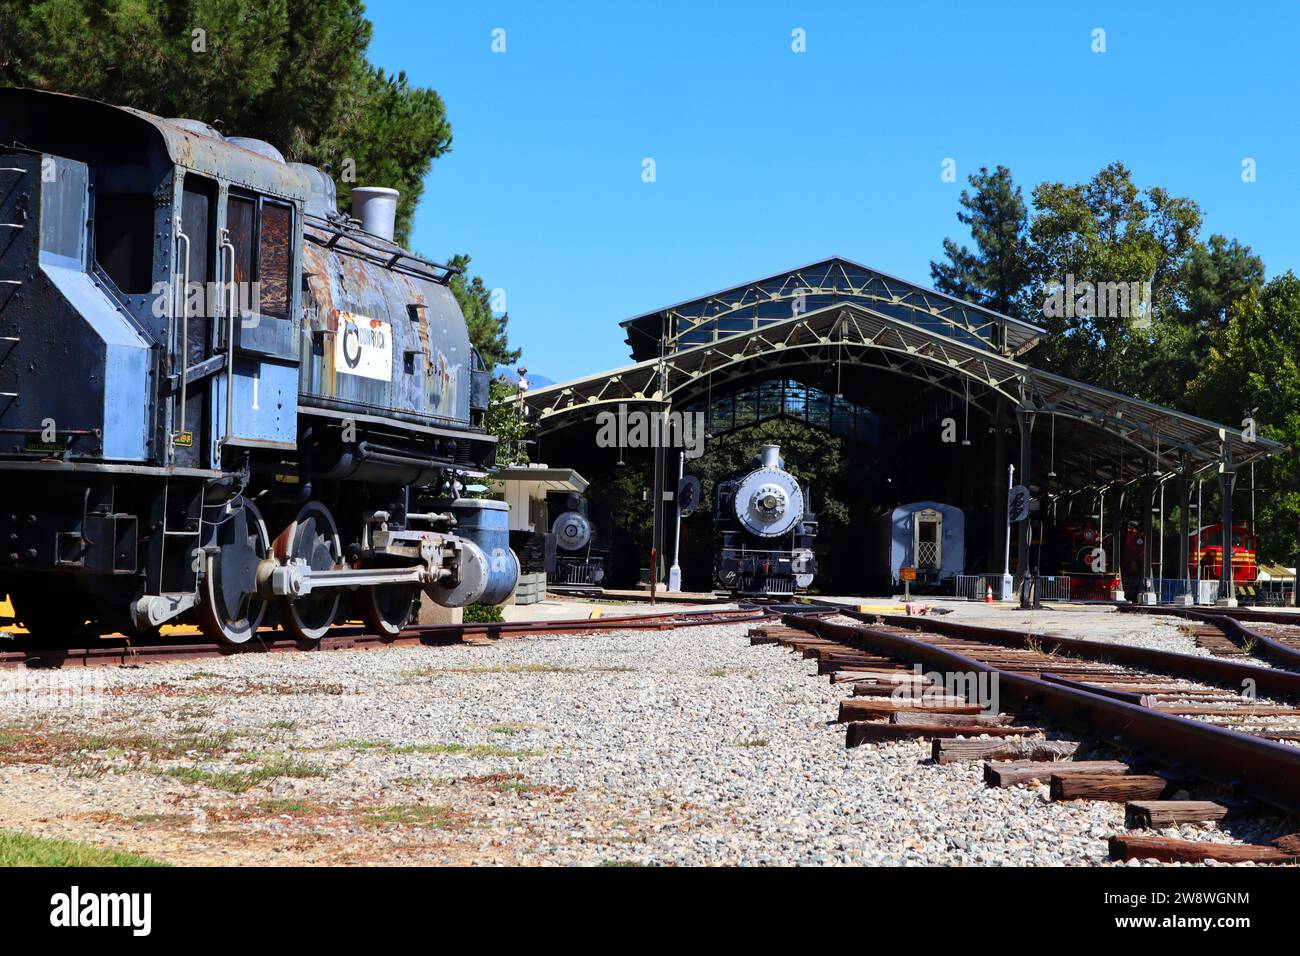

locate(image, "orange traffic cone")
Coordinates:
984 584 994 604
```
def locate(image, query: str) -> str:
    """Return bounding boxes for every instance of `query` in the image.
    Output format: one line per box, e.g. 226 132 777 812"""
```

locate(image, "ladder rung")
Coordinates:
0 168 27 174
0 224 23 230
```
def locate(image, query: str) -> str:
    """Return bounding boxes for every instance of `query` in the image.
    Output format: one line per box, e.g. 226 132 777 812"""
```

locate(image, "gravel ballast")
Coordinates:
0 607 1290 866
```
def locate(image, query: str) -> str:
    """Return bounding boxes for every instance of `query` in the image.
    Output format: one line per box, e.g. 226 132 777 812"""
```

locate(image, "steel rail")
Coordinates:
1117 604 1300 670
781 613 1300 814
0 606 779 670
844 610 1300 699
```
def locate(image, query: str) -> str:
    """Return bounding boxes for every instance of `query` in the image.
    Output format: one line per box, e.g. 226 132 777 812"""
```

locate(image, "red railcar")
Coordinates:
1189 523 1257 584
1043 519 1123 601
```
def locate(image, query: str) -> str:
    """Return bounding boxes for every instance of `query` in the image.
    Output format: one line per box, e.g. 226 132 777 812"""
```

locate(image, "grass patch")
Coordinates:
255 799 317 816
265 719 299 731
0 829 167 867
163 759 324 794
361 804 463 829
307 739 540 758
0 727 238 766
413 743 540 758
123 813 190 827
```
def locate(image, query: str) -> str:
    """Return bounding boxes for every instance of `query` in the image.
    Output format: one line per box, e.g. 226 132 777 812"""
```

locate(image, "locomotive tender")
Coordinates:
0 88 518 643
713 444 816 596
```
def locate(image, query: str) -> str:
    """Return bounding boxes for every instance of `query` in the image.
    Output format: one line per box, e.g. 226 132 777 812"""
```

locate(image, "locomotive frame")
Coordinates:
0 88 518 643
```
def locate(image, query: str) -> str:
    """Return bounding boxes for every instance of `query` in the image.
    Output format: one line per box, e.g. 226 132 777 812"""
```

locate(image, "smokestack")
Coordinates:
350 186 399 242
758 444 782 468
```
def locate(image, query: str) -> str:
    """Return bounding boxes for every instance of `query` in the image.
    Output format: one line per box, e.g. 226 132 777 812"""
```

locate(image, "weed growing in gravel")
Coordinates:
265 719 299 731
0 727 238 766
735 738 769 748
308 739 540 758
256 799 317 816
126 813 191 826
163 758 324 794
361 804 463 829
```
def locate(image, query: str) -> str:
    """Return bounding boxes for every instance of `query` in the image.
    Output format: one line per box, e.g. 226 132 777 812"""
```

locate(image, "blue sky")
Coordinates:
366 1 1300 380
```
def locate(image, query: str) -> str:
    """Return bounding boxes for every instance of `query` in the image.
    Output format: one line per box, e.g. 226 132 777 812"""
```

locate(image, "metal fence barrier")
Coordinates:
1254 580 1296 606
954 574 1006 601
1037 576 1072 601
1149 578 1223 605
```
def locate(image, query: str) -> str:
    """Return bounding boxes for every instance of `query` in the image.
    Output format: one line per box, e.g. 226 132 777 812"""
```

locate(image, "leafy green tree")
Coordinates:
1026 162 1202 397
929 165 1035 321
0 0 449 245
1187 273 1300 564
484 378 530 468
447 254 521 371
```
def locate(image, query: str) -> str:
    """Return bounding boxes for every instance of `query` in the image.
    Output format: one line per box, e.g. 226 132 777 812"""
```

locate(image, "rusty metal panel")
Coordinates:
300 237 472 428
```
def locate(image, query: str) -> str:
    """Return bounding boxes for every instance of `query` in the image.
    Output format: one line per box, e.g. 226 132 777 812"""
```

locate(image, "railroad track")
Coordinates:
0 606 780 670
752 610 1300 865
1119 604 1300 669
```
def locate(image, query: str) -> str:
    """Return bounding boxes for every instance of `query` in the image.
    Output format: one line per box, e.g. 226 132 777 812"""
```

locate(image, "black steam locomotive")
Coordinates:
0 88 518 643
713 444 817 596
546 493 607 589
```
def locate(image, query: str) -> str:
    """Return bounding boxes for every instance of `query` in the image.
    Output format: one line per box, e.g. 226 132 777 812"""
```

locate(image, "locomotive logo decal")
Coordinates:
334 312 393 382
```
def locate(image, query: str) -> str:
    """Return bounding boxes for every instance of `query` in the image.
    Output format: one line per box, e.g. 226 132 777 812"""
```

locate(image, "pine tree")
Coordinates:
0 0 445 246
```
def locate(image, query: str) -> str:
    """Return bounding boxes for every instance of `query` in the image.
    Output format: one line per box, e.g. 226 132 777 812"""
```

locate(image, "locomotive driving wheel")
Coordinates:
359 580 421 638
273 501 343 642
197 498 271 645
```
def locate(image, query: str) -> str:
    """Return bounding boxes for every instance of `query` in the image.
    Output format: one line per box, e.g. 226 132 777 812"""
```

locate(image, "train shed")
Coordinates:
523 258 1283 604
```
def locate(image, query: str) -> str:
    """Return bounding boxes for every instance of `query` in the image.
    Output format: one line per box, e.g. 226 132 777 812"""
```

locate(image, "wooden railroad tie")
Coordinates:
891 712 1012 728
1109 835 1300 865
931 738 1080 764
1124 800 1229 829
1050 773 1167 802
837 698 984 722
984 760 1130 788
846 721 1039 747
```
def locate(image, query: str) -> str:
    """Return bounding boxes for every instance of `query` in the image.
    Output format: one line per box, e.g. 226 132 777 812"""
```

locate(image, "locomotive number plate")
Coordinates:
335 312 393 382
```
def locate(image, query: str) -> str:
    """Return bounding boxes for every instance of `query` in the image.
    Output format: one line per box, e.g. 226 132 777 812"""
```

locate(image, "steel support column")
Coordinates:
990 398 1007 578
1017 409 1033 576
1175 468 1194 605
1136 480 1158 604
1218 448 1238 607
